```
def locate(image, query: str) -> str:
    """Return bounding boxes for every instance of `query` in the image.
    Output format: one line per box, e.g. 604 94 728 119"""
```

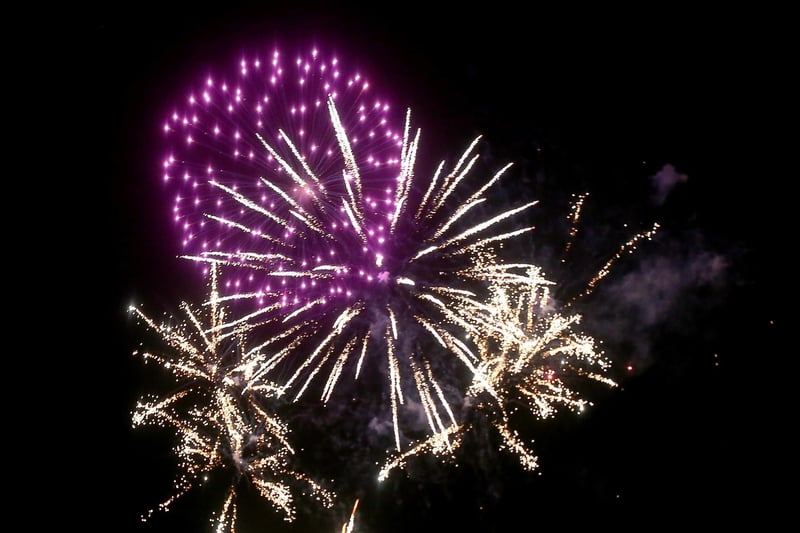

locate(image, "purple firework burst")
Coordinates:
160 43 540 451
163 45 403 291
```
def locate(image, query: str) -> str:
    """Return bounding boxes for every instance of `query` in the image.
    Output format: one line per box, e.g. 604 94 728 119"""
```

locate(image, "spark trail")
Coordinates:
340 499 360 533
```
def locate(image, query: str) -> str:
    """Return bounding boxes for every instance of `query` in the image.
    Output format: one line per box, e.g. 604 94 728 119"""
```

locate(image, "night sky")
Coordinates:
64 3 790 531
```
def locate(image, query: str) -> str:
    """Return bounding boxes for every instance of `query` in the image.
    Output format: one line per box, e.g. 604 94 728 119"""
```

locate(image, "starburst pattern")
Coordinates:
378 190 661 478
162 45 402 291
160 44 542 451
378 266 616 479
130 265 333 531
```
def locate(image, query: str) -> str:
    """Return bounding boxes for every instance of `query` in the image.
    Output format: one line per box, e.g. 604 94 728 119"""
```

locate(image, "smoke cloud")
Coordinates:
650 163 688 205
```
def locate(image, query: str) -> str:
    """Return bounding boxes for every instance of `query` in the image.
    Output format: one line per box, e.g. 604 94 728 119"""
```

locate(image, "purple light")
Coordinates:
162 44 465 351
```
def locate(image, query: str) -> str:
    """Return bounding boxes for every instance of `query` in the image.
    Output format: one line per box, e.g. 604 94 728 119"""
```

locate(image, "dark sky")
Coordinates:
63 3 790 531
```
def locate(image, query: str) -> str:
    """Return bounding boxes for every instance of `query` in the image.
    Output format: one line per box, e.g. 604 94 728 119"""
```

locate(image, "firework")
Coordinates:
130 265 333 532
567 222 660 305
162 45 403 290
340 499 360 533
378 269 606 476
378 268 615 479
379 194 659 479
160 44 541 451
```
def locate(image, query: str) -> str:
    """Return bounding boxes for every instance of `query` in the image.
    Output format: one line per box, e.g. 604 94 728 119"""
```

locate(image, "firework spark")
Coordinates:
130 265 333 531
161 45 541 451
567 221 660 304
340 499 360 533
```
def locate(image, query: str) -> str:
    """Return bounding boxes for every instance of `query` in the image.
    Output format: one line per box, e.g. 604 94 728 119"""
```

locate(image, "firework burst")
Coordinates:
160 44 542 451
378 194 659 479
378 266 614 478
130 265 333 532
162 45 403 288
